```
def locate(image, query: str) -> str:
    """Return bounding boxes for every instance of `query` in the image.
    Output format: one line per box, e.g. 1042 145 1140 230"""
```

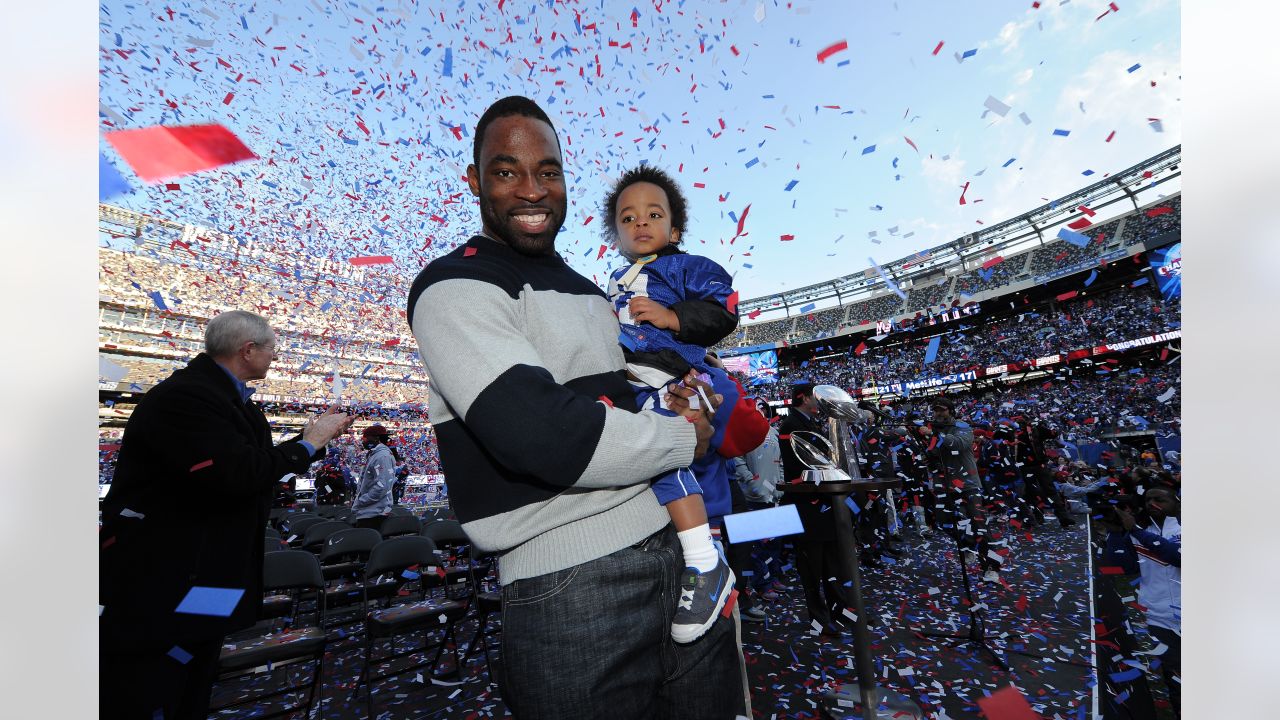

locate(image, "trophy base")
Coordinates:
800 468 852 484
821 683 923 719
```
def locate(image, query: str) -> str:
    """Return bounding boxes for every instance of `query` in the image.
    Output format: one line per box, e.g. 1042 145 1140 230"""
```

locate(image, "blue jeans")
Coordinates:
500 524 743 719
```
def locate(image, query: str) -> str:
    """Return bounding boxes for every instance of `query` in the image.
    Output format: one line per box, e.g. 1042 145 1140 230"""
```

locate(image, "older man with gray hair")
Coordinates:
100 309 353 720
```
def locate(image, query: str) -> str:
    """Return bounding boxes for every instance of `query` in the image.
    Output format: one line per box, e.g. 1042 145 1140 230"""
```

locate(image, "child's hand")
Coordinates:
628 297 680 332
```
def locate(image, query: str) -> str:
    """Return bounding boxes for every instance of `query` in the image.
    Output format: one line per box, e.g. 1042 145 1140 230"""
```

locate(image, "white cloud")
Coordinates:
1013 68 1035 86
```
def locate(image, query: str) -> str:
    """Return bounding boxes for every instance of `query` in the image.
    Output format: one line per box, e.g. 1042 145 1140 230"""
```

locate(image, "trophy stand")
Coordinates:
783 386 923 720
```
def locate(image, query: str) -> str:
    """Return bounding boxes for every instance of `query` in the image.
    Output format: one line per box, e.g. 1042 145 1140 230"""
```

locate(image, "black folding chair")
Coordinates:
422 520 489 601
212 551 328 719
282 515 325 543
379 514 422 539
264 536 289 554
298 519 351 553
387 505 415 517
353 536 469 719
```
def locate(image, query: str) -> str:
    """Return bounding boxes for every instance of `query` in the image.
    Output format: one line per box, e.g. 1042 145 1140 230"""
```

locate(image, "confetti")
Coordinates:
174 586 244 617
103 124 257 183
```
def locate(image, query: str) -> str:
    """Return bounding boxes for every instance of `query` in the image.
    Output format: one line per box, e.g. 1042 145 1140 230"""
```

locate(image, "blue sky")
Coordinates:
99 0 1181 302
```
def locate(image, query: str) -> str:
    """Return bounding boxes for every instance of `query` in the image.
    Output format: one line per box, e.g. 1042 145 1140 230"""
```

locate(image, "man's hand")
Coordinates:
302 405 355 448
628 297 680 332
664 372 722 459
1115 507 1137 532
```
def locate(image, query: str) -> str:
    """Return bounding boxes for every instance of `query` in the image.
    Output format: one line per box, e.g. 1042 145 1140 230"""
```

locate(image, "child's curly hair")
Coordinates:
601 165 690 246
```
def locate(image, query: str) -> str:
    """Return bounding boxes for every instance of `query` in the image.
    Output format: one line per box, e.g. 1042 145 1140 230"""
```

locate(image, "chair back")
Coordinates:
364 536 440 580
264 526 282 540
421 519 468 546
264 550 325 592
319 527 382 564
379 514 422 539
300 519 351 551
264 537 289 553
387 506 415 517
333 508 355 523
315 504 342 518
284 514 324 536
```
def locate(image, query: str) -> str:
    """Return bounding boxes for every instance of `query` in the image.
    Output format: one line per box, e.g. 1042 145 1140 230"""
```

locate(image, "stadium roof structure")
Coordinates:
736 145 1181 319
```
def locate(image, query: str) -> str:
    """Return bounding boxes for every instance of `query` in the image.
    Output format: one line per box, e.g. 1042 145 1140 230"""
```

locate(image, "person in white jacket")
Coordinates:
353 424 398 529
1102 485 1181 716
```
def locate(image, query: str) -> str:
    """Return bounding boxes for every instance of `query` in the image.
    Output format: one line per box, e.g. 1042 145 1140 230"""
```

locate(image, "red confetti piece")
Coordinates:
1105 130 1116 142
1015 594 1029 612
104 123 257 183
780 234 795 241
189 459 214 472
1099 565 1127 575
1078 205 1096 217
1056 290 1079 302
816 40 848 64
981 256 1004 270
725 291 739 314
1145 206 1173 217
958 181 970 205
582 215 594 226
348 255 393 266
596 244 608 260
384 338 400 348
904 136 919 152
747 309 762 320
597 395 614 408
692 182 706 188
1067 217 1093 230
932 41 944 56
977 685 1039 720
854 341 867 355
463 247 477 257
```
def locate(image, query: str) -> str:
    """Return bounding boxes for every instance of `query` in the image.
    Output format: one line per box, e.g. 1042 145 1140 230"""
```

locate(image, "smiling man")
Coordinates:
406 96 743 718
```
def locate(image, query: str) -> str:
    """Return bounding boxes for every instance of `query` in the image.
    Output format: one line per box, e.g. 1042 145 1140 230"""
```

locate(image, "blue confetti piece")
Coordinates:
744 157 759 168
114 33 122 47
784 179 798 191
1057 228 1091 247
174 586 245 617
923 335 941 364
240 15 248 30
743 263 753 269
861 144 876 155
1085 269 1098 286
1131 276 1150 287
401 569 420 580
99 154 132 201
844 496 861 515
836 59 850 67
442 47 453 77
961 48 977 58
799 302 816 313
167 646 193 665
147 291 168 311
1110 668 1143 683
618 332 638 351
1053 128 1071 137
1082 169 1095 176
1127 63 1141 73
319 301 333 312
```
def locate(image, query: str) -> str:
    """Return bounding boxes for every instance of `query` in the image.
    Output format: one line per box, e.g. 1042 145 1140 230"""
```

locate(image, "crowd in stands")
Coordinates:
736 281 1180 443
792 305 846 339
1122 196 1182 247
848 291 906 325
1025 219 1122 278
904 277 952 314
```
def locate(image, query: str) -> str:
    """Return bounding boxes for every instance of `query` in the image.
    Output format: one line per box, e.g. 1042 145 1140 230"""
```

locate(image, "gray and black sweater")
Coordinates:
407 235 698 584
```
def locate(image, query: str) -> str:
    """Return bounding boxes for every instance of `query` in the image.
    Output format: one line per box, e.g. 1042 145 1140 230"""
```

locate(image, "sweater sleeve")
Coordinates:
412 276 696 489
1130 527 1181 567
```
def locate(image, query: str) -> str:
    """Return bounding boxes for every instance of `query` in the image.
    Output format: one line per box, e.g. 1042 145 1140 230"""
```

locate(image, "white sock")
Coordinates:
677 524 719 573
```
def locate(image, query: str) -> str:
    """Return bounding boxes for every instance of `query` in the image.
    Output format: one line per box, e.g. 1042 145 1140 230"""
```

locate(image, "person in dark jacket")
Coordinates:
99 310 353 720
777 383 854 633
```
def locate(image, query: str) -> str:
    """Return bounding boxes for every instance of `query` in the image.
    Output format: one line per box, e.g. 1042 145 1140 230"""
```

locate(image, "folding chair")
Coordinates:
212 551 328 719
298 519 352 554
264 537 289 554
353 536 469 719
282 515 325 543
379 514 422 539
387 505 415 517
422 520 489 601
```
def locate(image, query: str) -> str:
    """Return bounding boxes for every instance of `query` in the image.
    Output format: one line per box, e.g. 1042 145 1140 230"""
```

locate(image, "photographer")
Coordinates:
1012 419 1076 528
1100 486 1181 716
917 397 1003 583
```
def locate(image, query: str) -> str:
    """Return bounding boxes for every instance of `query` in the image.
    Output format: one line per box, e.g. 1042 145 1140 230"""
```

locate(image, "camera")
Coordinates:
1085 485 1143 528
